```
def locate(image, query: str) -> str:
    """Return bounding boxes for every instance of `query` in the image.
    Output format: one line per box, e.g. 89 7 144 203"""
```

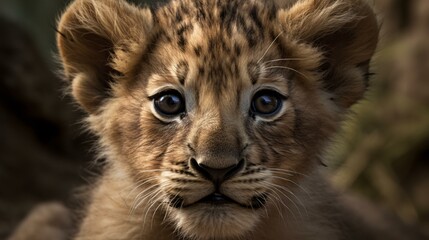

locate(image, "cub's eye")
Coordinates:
153 90 185 116
251 90 284 116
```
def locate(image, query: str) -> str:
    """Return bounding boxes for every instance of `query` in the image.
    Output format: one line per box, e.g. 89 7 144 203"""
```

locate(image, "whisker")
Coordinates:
267 170 293 177
265 66 310 80
162 205 173 225
135 169 169 173
143 189 165 226
268 168 310 178
267 193 285 223
127 176 160 200
262 57 307 65
260 182 298 221
270 175 310 199
150 197 165 229
162 190 182 223
264 192 288 225
265 182 304 220
251 189 268 217
135 188 161 211
257 31 284 64
130 184 160 216
268 168 311 199
130 178 159 204
266 181 308 217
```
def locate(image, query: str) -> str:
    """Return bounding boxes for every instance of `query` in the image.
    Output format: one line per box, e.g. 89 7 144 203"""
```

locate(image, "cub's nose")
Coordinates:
190 158 244 185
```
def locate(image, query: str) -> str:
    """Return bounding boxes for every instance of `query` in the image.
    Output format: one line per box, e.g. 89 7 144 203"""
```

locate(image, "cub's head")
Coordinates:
57 0 378 239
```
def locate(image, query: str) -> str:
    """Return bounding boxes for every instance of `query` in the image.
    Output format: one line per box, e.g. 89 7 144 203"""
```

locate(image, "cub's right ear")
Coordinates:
57 0 154 113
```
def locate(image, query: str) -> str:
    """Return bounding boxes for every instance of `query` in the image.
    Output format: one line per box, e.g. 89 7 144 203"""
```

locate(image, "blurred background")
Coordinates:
0 0 428 239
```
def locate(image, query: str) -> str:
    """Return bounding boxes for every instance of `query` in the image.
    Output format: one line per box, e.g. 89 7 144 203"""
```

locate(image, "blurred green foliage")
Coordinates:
330 0 429 231
0 0 156 65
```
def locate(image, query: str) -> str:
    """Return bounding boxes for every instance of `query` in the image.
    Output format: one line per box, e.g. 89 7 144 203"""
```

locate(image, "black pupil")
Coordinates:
156 94 183 115
253 94 280 115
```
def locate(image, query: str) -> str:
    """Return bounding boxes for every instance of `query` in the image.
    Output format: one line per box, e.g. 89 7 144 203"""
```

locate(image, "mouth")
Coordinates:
197 192 236 205
169 192 268 209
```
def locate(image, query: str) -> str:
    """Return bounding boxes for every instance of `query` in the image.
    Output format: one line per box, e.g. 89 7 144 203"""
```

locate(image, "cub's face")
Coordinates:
57 0 378 239
121 6 316 238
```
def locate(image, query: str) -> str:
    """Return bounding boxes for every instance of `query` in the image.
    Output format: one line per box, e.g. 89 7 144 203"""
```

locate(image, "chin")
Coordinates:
170 203 261 240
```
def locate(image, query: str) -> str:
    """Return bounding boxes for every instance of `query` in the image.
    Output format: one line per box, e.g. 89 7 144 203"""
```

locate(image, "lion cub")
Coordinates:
56 0 379 239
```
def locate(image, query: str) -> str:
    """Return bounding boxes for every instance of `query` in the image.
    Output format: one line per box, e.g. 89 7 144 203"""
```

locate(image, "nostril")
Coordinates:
224 159 245 180
190 158 245 184
190 158 212 180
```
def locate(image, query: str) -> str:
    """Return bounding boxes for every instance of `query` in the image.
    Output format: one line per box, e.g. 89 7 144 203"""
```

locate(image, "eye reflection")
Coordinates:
251 90 284 116
153 90 186 116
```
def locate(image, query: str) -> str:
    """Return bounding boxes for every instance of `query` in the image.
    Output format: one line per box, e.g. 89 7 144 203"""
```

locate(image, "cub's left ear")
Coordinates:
278 0 379 108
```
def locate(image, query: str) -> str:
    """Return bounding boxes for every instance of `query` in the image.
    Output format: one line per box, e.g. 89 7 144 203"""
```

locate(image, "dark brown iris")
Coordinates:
251 90 283 116
154 90 185 116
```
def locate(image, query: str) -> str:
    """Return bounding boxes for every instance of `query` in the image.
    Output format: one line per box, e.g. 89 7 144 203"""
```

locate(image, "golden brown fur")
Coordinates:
55 0 378 239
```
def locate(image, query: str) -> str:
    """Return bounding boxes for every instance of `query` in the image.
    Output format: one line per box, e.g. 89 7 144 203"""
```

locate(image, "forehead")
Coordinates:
155 0 277 48
150 0 282 88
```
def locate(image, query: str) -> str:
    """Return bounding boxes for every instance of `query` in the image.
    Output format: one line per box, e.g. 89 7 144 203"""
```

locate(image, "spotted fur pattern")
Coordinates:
56 0 378 239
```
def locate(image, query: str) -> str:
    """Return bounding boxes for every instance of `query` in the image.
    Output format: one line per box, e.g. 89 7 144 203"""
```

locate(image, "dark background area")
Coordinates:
0 0 428 239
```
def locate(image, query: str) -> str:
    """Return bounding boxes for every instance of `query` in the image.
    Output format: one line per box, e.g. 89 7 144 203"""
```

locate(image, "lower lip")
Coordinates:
197 193 234 205
199 193 268 209
171 193 268 209
196 194 266 210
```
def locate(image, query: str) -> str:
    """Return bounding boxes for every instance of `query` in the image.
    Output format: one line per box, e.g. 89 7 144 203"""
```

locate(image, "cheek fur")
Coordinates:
247 104 297 165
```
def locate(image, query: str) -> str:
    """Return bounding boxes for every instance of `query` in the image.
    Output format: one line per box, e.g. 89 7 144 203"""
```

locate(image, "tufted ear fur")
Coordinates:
278 0 379 108
57 0 154 113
